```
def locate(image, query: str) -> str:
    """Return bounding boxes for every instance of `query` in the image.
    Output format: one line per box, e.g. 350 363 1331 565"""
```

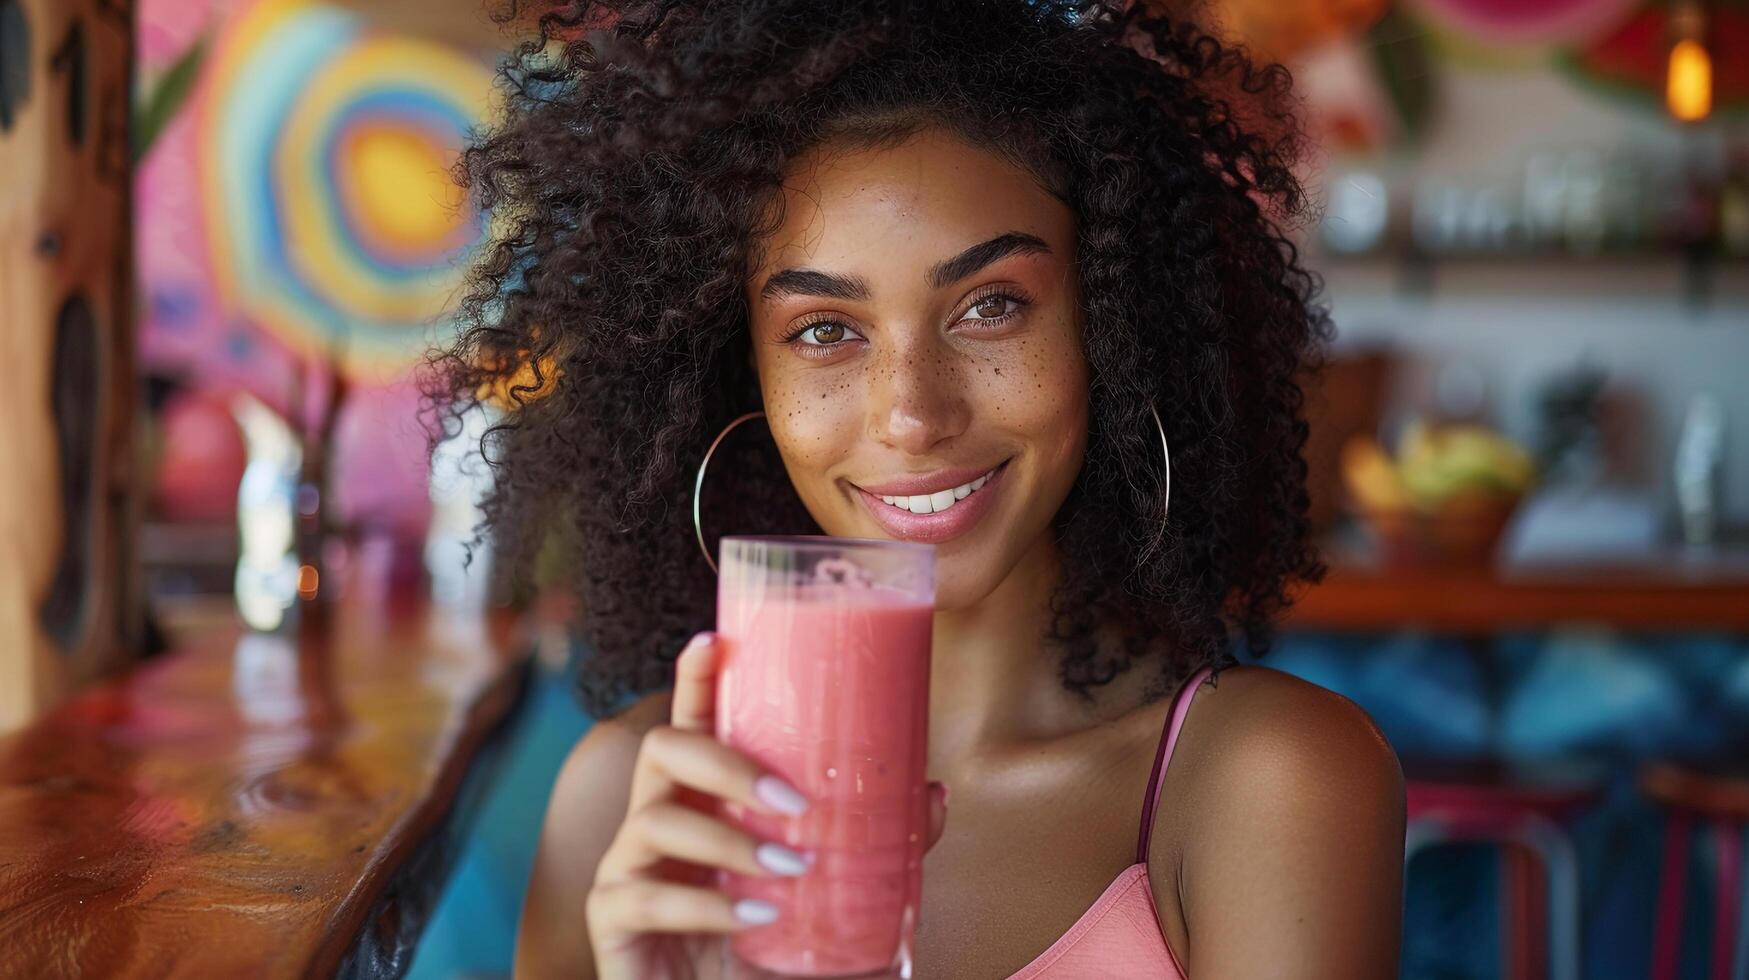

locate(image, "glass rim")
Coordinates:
719 534 935 557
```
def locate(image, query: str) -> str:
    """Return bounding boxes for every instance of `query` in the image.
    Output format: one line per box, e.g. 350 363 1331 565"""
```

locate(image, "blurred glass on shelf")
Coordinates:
1522 150 1568 248
425 405 498 610
1559 148 1608 253
1530 363 1611 488
232 393 300 632
1673 391 1726 549
1410 178 1467 253
1321 170 1389 254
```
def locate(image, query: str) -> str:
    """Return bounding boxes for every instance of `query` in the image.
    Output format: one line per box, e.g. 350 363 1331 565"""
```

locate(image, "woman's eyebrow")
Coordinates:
758 231 1052 302
927 232 1052 289
761 268 870 302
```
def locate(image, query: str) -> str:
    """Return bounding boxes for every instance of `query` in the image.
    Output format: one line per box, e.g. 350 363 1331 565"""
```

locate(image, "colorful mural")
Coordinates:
198 0 493 373
137 0 497 532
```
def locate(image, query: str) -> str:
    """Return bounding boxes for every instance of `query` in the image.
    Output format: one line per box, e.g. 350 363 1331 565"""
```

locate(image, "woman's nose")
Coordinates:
867 345 971 456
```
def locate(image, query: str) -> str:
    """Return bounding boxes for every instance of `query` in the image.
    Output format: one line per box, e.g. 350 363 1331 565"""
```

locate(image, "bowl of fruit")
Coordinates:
1340 420 1537 568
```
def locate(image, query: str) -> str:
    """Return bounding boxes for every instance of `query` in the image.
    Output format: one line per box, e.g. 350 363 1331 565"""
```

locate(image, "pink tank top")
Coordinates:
1005 665 1213 980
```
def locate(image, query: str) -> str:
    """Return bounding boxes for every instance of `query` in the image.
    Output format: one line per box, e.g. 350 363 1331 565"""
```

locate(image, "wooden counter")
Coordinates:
0 602 530 978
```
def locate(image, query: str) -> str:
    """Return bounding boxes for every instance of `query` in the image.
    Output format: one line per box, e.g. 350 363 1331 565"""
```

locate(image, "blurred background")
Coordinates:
3 0 1747 977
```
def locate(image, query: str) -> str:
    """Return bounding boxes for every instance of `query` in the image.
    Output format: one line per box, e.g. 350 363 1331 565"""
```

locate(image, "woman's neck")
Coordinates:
927 535 1102 764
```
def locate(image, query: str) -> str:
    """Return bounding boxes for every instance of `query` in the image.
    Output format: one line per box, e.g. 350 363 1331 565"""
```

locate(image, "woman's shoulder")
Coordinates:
554 689 674 789
1174 664 1402 803
607 689 676 737
1146 665 1405 971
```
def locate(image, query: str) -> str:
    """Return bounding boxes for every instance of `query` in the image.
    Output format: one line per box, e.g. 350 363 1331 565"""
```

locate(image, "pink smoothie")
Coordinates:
716 584 933 978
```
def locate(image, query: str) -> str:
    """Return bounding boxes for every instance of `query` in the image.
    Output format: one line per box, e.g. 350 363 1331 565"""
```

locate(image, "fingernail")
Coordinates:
683 631 715 654
754 775 809 816
734 899 780 925
755 842 810 876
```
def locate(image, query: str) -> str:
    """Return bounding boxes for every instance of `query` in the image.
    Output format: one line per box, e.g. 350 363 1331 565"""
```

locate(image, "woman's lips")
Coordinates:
853 462 1009 545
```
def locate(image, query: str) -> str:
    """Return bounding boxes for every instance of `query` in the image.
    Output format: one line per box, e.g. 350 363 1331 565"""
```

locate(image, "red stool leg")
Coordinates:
1505 843 1549 980
1524 845 1550 980
1499 845 1515 980
1653 809 1693 980
1500 846 1520 980
1711 818 1741 980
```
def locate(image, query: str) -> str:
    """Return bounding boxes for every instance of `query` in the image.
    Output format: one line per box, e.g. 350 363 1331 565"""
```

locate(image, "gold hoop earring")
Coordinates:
693 411 766 574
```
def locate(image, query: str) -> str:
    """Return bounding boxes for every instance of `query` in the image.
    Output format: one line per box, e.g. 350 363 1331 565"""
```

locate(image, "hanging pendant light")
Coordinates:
1666 0 1713 122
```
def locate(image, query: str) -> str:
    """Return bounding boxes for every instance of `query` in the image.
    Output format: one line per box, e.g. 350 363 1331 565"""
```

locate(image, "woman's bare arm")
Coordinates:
1163 668 1406 978
514 694 670 980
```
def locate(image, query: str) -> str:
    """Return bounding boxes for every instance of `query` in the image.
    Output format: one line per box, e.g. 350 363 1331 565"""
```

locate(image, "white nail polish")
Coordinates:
755 842 809 876
734 899 780 925
754 775 809 816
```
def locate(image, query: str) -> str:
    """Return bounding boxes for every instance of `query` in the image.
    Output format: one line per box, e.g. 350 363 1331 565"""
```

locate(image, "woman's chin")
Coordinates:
816 497 1033 610
919 546 1015 612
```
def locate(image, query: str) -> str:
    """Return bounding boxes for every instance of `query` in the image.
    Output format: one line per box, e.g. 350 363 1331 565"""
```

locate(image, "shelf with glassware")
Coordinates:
1311 147 1749 303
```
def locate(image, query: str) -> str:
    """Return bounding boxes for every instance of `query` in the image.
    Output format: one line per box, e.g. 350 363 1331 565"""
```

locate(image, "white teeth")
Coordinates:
875 468 998 515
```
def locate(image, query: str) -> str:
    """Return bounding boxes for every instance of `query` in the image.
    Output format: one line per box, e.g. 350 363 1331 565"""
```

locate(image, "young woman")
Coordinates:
432 1 1405 976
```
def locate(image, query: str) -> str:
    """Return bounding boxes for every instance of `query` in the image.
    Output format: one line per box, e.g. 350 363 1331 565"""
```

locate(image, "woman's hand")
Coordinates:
586 632 804 979
585 632 948 980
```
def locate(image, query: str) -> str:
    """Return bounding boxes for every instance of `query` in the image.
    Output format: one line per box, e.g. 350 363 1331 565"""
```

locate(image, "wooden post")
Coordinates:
0 0 138 732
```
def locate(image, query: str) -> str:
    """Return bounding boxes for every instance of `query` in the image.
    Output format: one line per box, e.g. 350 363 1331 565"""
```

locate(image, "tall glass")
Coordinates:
715 536 936 979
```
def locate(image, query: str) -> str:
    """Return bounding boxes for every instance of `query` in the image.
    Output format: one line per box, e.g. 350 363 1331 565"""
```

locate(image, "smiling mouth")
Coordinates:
849 460 1011 545
870 467 998 515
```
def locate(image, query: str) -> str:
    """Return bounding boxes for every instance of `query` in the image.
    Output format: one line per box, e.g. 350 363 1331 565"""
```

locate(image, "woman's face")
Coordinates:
746 126 1089 610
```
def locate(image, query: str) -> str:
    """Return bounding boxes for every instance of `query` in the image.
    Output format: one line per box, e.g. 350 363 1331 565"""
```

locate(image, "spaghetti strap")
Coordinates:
1134 665 1214 865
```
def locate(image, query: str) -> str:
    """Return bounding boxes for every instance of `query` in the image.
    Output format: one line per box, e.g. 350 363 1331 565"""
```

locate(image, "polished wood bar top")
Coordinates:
1286 542 1749 633
0 602 529 978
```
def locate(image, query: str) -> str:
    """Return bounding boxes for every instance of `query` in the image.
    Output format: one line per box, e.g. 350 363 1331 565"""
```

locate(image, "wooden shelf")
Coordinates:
1313 247 1749 307
1285 544 1749 633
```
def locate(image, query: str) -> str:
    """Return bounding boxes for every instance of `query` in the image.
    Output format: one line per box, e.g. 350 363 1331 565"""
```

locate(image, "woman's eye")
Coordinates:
962 294 1023 323
792 321 863 347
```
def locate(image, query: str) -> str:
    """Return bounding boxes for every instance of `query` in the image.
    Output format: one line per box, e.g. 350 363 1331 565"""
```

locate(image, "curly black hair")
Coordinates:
426 0 1332 718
